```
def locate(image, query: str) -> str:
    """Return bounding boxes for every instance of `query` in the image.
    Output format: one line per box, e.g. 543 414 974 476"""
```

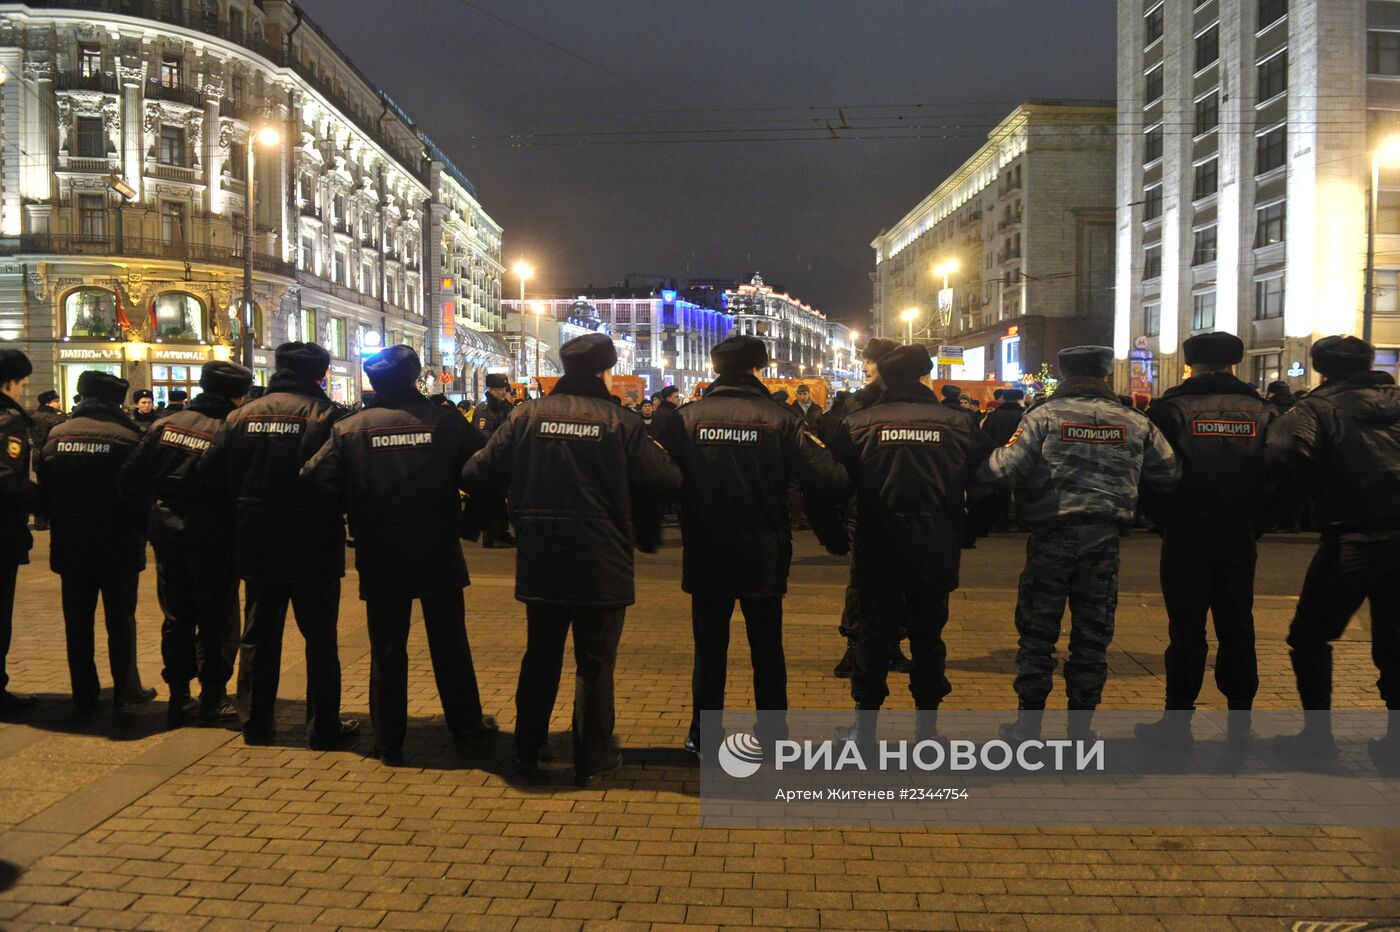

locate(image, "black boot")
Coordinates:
833 644 856 679
1226 709 1253 752
915 709 945 744
1135 711 1193 751
1275 711 1338 760
166 687 197 729
1067 705 1098 743
999 708 1043 742
836 707 879 761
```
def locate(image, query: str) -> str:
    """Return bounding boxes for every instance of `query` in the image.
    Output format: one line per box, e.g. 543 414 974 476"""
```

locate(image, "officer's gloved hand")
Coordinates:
822 534 850 558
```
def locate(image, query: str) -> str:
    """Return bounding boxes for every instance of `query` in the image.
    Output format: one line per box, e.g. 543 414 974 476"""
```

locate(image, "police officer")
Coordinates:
131 390 160 431
201 342 358 749
122 361 252 727
1266 336 1400 760
0 350 38 711
1136 332 1275 748
968 387 1027 537
979 346 1179 740
823 337 900 678
660 335 849 757
37 371 155 714
470 373 516 548
831 345 989 747
462 333 680 787
302 345 498 766
164 389 188 416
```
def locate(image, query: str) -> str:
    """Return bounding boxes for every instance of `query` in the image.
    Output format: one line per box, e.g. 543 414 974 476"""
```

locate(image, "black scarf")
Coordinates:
1052 376 1118 402
550 372 613 401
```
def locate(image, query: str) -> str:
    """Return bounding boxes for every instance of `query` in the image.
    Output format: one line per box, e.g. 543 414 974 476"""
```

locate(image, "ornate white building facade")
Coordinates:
0 0 503 406
725 274 828 380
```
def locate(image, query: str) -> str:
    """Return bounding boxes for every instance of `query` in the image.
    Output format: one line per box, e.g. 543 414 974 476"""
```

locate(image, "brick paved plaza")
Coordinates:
0 531 1396 930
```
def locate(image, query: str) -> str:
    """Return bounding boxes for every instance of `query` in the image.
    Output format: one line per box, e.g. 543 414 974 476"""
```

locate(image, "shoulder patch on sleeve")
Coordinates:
5 436 21 460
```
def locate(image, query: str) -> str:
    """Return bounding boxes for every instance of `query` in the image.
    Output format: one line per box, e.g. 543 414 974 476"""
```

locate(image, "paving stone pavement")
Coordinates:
0 530 1397 930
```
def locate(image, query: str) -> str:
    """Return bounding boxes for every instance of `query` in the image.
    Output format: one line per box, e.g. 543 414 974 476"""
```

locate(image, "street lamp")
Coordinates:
530 301 544 392
1366 137 1400 344
512 261 533 381
899 307 920 345
932 258 960 290
659 355 671 393
241 125 280 369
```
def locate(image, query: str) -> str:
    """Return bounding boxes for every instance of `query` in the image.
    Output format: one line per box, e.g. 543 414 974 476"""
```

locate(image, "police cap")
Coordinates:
1311 335 1374 378
1057 345 1114 378
1183 331 1244 366
77 370 129 405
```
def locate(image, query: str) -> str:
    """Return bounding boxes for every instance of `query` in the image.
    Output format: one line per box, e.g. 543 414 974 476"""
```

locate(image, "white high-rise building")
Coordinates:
1115 0 1400 395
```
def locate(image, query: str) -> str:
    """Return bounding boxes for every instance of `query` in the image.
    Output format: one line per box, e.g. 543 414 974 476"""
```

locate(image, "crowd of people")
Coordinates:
0 323 1394 786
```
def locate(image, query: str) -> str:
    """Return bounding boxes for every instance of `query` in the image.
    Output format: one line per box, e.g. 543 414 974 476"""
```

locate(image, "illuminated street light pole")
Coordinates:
1365 137 1400 345
512 261 533 382
900 307 920 346
532 302 543 394
242 125 280 370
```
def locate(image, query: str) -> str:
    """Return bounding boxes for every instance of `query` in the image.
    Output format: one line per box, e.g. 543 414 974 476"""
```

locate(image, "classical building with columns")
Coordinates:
0 0 503 406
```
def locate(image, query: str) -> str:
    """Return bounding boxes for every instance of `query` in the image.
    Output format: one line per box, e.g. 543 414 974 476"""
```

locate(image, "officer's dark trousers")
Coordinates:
155 543 239 701
516 605 624 776
1287 534 1400 710
0 563 16 693
1013 524 1119 710
365 587 484 754
60 571 143 707
238 579 342 741
689 595 786 742
853 589 952 710
1159 522 1259 710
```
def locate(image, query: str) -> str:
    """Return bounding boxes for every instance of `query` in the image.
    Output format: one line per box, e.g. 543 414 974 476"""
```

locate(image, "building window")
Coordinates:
1383 191 1400 236
1145 125 1163 163
75 117 104 158
1258 50 1288 100
1194 159 1219 199
1256 125 1286 174
298 236 314 272
1255 201 1286 247
1376 269 1400 315
1254 277 1285 319
1195 24 1219 70
1143 244 1162 280
78 43 101 78
159 125 186 166
299 308 317 344
1145 67 1163 104
1192 291 1217 330
1376 348 1399 382
227 142 246 180
1369 32 1400 75
230 74 244 105
160 55 182 89
78 194 105 242
1259 0 1286 29
161 201 185 245
1145 4 1164 44
1143 301 1161 337
1192 226 1218 265
63 288 119 338
151 292 204 341
1252 352 1282 390
1144 185 1163 220
1195 92 1220 135
327 317 347 358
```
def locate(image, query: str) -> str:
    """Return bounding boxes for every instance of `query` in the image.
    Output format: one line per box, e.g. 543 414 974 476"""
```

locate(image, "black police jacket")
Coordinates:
832 381 991 593
36 401 145 575
820 383 881 444
0 394 36 565
461 373 681 608
469 394 514 439
980 402 1024 448
29 407 64 453
1147 372 1276 526
131 409 161 432
201 373 348 584
121 394 237 549
302 387 484 601
660 375 850 598
1266 371 1400 535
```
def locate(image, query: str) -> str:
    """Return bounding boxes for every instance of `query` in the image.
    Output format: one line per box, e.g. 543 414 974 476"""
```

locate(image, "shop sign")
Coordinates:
152 348 210 362
58 346 123 361
330 363 350 376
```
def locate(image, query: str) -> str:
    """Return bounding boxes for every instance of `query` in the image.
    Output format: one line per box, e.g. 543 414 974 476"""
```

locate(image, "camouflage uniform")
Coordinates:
979 377 1179 709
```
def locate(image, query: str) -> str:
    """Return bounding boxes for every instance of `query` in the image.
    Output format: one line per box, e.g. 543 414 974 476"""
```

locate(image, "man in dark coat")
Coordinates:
28 389 64 532
201 343 358 749
647 385 681 439
470 373 517 548
661 336 850 757
122 361 252 727
462 333 681 786
1265 380 1296 413
163 389 188 416
0 351 37 711
1266 336 1400 760
831 345 990 748
822 337 903 678
1136 333 1276 749
968 388 1027 537
131 390 160 431
792 383 823 429
37 370 155 714
302 346 497 766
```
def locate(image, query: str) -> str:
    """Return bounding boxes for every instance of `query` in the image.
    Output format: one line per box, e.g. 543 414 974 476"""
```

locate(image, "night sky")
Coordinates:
295 0 1117 323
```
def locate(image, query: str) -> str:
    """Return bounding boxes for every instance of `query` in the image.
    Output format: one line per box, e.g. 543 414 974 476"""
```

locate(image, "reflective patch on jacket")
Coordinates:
538 419 602 441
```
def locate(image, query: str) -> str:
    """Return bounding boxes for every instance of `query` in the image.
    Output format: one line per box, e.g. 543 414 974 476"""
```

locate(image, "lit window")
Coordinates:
160 55 182 89
1192 292 1216 330
1255 202 1286 247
